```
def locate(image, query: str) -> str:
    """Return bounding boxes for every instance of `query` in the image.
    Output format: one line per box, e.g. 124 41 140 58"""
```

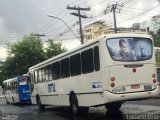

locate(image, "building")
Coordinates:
140 14 160 34
132 23 140 29
116 27 146 33
83 20 147 43
139 20 151 32
151 14 160 34
83 20 110 43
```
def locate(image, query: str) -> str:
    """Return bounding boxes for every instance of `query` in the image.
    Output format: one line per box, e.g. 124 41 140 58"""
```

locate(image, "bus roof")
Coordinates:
29 33 152 71
3 77 18 83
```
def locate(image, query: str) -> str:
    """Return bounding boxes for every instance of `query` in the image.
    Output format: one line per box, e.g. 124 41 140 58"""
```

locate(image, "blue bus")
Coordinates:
2 75 31 104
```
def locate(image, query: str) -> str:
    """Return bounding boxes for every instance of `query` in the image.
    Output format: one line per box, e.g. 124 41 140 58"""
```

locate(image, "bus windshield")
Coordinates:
106 37 153 62
19 77 28 85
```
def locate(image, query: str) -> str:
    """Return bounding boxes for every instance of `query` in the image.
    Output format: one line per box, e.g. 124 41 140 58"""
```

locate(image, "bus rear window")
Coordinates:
19 77 28 85
106 37 153 62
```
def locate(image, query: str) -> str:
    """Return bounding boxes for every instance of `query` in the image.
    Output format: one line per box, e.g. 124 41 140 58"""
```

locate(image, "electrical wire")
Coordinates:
117 4 160 25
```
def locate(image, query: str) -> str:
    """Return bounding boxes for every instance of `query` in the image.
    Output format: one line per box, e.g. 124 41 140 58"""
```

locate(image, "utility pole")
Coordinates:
67 5 90 44
104 3 123 33
33 34 45 38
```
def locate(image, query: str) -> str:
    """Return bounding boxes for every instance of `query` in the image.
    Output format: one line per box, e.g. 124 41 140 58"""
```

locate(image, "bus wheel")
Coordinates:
105 102 122 111
70 94 79 114
37 96 45 111
5 97 9 104
12 96 14 103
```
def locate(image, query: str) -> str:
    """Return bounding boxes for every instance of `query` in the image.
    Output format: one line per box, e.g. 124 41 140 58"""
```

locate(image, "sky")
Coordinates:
0 0 160 59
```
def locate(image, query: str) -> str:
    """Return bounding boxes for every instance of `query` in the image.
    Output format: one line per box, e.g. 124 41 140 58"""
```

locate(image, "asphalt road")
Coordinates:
0 97 160 120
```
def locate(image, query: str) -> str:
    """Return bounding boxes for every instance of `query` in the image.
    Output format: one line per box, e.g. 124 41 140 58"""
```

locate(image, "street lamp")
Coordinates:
47 15 79 40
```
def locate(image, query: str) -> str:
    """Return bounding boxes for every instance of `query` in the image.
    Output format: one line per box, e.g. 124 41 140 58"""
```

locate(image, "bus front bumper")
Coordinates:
103 86 159 103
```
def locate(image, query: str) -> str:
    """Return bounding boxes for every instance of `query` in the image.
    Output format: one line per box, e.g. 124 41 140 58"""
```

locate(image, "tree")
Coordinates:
0 34 47 80
0 60 5 85
152 34 160 47
151 33 160 66
45 40 67 58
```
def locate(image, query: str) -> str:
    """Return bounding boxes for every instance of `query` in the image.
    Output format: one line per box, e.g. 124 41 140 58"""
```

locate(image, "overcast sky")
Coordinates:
0 0 160 59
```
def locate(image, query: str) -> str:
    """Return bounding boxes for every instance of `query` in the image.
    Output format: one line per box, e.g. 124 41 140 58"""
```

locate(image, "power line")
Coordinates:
47 4 160 40
44 17 77 34
34 20 54 33
124 6 153 11
38 11 70 33
50 13 108 40
68 0 82 5
119 0 135 6
35 0 85 33
117 4 160 25
43 0 160 41
35 0 105 35
53 13 105 40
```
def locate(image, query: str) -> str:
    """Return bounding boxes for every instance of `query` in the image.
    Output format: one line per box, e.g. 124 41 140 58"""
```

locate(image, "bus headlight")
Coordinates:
112 86 126 94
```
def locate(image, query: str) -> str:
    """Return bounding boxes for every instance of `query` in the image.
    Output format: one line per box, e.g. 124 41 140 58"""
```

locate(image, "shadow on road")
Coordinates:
39 107 125 120
56 110 124 120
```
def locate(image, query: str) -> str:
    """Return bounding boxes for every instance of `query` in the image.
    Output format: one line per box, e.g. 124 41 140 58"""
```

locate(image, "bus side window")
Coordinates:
29 73 33 84
11 81 13 92
60 58 70 78
48 64 52 81
42 67 46 82
70 53 81 76
52 61 60 80
34 70 38 83
8 82 10 90
94 46 100 71
14 81 16 92
81 48 94 74
13 81 15 90
38 69 42 82
45 66 49 81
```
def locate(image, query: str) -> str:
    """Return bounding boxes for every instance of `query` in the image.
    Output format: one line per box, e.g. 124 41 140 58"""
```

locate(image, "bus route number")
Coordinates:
48 83 56 92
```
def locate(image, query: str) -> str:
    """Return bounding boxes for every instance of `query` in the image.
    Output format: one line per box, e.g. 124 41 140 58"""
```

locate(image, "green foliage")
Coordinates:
152 33 160 66
156 56 160 67
0 34 47 81
0 34 67 85
45 40 67 58
152 34 160 47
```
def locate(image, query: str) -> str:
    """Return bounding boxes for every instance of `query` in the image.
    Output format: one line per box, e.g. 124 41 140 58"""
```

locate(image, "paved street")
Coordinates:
0 97 160 120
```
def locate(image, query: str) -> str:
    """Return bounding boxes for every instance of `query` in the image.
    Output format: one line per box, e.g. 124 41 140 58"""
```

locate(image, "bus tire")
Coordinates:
36 96 45 111
105 101 122 111
12 96 14 103
5 97 9 104
69 94 79 115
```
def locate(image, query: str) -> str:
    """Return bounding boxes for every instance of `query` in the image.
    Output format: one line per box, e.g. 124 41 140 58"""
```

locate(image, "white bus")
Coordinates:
3 78 19 104
28 33 159 114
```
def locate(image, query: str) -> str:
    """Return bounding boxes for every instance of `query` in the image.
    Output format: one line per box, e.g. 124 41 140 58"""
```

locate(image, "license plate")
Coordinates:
131 84 140 89
144 85 152 91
